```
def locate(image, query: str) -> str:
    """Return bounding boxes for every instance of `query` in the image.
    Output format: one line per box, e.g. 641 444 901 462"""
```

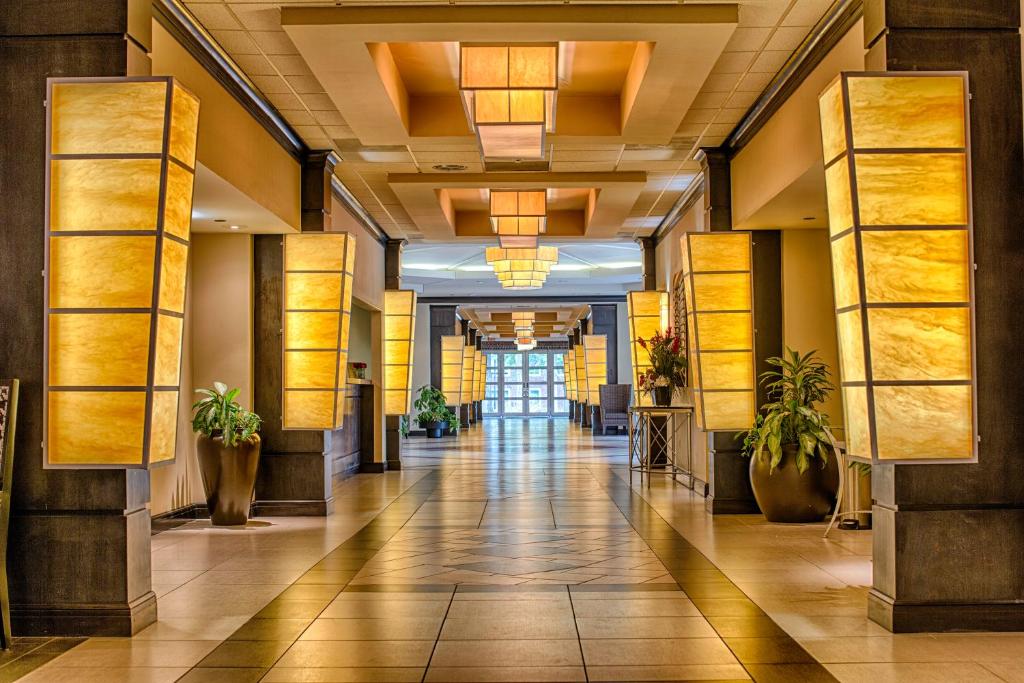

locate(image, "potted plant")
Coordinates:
192 382 262 526
741 349 840 523
413 386 457 438
351 362 367 380
636 329 687 406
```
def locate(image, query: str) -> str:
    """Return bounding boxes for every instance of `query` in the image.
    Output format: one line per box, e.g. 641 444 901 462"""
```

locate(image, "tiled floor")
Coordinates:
13 418 1024 682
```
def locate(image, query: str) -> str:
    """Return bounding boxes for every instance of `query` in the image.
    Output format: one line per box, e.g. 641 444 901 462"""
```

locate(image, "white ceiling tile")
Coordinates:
225 3 283 31
281 109 315 126
749 50 792 73
552 149 621 162
737 0 789 27
302 93 338 110
184 2 242 30
711 51 756 74
765 25 812 52
725 90 761 109
676 123 708 138
285 75 325 94
327 125 357 139
267 55 313 77
724 26 772 52
250 74 291 95
230 53 276 76
250 30 298 55
311 109 346 126
689 91 729 109
209 29 259 55
704 123 736 137
682 109 718 125
698 135 728 146
700 72 743 93
291 124 328 140
549 161 616 172
715 108 748 125
266 91 303 110
782 0 834 27
736 71 774 93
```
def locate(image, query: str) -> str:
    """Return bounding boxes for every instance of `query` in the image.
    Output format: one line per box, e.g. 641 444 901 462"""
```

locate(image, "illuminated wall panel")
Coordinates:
474 349 485 402
45 77 199 468
818 72 976 463
574 345 588 405
441 336 464 406
283 233 356 429
583 334 607 405
681 232 755 431
566 347 577 401
461 344 476 405
383 290 417 416
626 291 669 406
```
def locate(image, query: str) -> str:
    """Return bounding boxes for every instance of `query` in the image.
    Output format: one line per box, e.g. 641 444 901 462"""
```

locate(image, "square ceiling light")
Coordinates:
460 44 557 159
490 190 547 248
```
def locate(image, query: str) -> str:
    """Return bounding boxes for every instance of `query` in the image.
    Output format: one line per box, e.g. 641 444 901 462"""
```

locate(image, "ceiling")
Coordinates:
180 0 837 246
460 304 590 339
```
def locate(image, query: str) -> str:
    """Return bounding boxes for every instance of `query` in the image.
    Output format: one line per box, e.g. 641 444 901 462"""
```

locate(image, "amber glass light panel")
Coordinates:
574 344 589 405
681 232 755 431
475 349 485 402
566 347 577 401
461 344 476 405
627 291 669 407
818 72 976 463
441 335 464 406
282 233 356 430
490 190 546 248
45 77 199 468
460 44 557 159
383 290 417 416
486 246 558 290
583 335 608 405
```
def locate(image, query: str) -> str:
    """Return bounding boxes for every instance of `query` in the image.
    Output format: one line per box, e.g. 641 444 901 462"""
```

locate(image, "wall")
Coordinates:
615 303 631 384
654 196 703 293
150 233 254 516
150 22 301 230
412 302 432 396
781 229 843 434
331 197 385 310
349 302 374 374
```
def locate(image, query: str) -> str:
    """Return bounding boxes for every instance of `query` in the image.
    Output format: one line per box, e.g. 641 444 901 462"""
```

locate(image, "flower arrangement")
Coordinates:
636 329 687 405
351 361 367 380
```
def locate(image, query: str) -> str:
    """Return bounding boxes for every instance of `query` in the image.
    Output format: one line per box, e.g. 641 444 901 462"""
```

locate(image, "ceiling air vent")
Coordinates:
432 164 468 172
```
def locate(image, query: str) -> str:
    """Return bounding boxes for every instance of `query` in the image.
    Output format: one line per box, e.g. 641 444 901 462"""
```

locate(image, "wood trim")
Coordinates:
652 174 705 245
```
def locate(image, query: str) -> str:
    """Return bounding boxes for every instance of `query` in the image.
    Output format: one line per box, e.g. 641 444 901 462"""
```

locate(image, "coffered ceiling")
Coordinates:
460 304 589 339
180 0 836 242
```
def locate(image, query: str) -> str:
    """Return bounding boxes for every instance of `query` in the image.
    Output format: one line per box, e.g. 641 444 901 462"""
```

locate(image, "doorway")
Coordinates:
483 350 568 417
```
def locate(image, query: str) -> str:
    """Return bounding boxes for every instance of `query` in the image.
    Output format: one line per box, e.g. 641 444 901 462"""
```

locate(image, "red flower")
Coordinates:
671 336 680 354
637 337 647 349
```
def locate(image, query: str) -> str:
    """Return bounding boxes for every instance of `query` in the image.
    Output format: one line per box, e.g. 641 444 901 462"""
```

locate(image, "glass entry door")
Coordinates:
483 351 568 417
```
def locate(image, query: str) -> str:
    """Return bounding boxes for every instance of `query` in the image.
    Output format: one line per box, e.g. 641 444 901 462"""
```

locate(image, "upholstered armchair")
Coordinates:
598 384 631 434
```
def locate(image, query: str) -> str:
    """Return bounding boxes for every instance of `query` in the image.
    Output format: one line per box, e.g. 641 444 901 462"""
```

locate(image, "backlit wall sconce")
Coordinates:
383 290 417 416
490 190 546 248
818 71 976 463
44 77 199 468
283 233 356 430
461 344 476 405
566 347 577 401
475 349 485 403
627 291 670 407
575 344 588 405
460 43 558 159
681 232 755 431
583 334 608 406
441 335 464 406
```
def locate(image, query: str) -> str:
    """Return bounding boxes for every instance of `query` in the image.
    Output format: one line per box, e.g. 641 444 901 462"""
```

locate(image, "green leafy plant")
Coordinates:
413 386 458 427
192 382 261 447
740 348 837 474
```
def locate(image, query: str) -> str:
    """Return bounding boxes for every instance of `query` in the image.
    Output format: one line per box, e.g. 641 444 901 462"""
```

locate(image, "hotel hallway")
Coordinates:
8 419 1024 682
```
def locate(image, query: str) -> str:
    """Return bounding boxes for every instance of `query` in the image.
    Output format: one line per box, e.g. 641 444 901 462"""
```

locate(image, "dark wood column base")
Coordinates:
705 438 759 515
12 591 157 639
251 499 332 517
255 451 332 517
581 405 592 428
868 590 1024 633
360 462 387 474
591 407 604 435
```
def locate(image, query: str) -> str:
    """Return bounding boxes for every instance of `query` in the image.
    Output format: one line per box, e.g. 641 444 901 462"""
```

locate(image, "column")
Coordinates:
864 0 1024 632
578 318 592 428
384 239 406 471
429 305 459 432
459 321 473 429
636 236 657 292
0 0 156 636
699 147 782 514
253 152 340 510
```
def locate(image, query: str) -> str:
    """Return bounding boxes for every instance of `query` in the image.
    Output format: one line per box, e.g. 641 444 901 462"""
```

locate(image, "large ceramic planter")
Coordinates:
749 443 839 523
423 421 448 439
197 433 261 526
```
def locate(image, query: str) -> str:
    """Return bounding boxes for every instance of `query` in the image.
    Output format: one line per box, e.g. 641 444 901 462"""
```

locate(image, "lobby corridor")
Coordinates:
13 420 1024 683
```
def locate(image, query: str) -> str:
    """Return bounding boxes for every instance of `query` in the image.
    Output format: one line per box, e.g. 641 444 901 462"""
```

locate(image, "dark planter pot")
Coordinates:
749 443 840 523
653 386 673 406
423 421 448 438
197 433 261 526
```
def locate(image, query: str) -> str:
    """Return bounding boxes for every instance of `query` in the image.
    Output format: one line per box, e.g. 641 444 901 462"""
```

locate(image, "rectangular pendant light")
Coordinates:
460 44 558 159
283 233 356 430
583 334 607 406
490 190 547 248
383 290 417 416
818 71 976 463
627 291 670 407
681 232 755 431
441 335 464 406
45 77 199 468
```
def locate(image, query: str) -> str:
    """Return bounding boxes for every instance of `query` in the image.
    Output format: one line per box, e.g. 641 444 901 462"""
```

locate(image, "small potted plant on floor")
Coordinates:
636 328 687 406
741 348 840 523
192 382 262 526
413 386 457 438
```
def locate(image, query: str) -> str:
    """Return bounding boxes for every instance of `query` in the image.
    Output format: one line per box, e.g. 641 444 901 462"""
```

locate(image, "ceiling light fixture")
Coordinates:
460 43 558 159
485 246 558 290
489 190 546 248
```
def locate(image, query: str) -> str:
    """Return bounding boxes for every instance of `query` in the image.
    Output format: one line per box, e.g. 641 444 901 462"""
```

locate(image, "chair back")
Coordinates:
599 384 631 415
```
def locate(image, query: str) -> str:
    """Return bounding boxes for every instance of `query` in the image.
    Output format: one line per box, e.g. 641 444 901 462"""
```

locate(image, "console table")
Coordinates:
628 405 694 488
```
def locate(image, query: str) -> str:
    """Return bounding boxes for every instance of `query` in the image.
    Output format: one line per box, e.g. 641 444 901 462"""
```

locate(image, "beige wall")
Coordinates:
151 21 301 231
781 229 843 434
349 303 374 373
730 19 864 229
150 234 255 516
331 197 386 310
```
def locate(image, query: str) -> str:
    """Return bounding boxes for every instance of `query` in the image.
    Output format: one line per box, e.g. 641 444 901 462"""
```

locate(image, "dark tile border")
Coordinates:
599 471 840 683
